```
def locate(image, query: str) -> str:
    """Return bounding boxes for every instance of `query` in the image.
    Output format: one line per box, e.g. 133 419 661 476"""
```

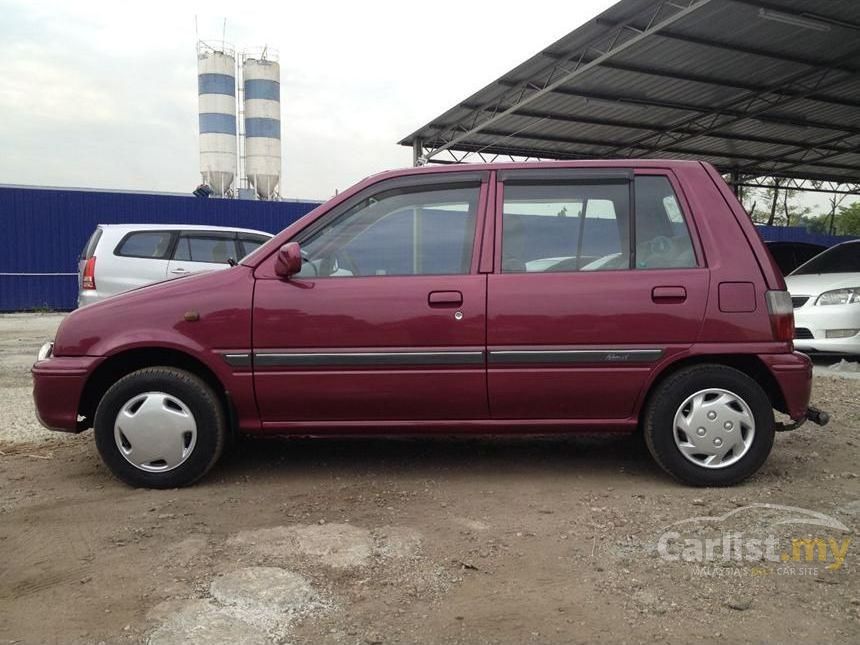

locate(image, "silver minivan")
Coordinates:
78 224 272 307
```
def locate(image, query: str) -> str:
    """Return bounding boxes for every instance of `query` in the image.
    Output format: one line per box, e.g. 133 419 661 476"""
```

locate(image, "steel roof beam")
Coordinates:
728 0 860 33
733 175 860 195
455 103 852 153
735 133 860 176
493 80 860 136
539 54 860 109
458 127 860 171
623 26 860 75
430 142 859 183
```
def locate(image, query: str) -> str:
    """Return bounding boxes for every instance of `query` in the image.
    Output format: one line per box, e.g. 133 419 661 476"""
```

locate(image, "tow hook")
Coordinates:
806 405 830 426
775 405 830 432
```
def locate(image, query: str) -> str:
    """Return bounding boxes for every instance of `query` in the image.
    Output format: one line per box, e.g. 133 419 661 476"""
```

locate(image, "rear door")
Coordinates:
102 229 174 296
166 231 239 277
487 168 708 420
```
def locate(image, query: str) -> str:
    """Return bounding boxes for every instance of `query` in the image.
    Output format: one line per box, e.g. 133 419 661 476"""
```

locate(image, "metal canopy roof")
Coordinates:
400 0 860 189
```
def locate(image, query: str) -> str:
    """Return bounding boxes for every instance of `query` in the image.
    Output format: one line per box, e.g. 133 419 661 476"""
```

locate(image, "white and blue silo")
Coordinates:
242 50 281 200
197 42 237 197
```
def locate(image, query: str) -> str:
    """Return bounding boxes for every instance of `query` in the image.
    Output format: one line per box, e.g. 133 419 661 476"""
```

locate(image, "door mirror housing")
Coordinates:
274 242 303 279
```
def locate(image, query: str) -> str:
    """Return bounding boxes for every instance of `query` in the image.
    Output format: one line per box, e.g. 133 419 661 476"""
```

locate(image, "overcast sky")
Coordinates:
0 0 618 200
0 0 852 214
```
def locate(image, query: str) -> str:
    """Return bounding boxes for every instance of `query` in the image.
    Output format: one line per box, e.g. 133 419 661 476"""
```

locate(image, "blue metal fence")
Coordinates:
0 185 320 311
754 224 855 247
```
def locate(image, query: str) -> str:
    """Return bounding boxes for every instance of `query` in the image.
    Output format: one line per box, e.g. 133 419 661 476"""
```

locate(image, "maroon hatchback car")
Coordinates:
33 160 827 488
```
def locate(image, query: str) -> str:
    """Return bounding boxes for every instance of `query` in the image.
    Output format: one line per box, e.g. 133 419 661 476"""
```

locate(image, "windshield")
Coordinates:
791 243 860 275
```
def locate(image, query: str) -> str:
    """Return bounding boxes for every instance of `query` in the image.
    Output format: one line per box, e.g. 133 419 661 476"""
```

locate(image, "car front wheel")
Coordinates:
93 367 227 488
643 364 775 486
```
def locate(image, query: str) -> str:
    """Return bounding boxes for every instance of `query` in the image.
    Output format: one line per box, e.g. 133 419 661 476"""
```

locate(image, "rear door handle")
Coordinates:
170 268 189 275
652 286 687 303
428 290 463 307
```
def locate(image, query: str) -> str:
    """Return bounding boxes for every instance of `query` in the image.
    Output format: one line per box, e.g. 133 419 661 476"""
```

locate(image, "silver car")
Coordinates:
78 224 273 307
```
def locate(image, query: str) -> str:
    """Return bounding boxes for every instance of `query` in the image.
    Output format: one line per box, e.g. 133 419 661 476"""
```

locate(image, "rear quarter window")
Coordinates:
115 231 174 259
634 175 697 269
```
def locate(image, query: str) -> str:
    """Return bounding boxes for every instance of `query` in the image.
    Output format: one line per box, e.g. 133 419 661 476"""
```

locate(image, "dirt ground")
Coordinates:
1 314 859 644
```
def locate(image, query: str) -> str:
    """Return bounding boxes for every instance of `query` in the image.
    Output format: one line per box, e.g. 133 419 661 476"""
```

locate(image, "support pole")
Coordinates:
412 139 424 167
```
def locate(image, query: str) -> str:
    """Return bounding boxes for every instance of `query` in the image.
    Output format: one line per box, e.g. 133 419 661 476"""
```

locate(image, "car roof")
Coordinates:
96 224 272 236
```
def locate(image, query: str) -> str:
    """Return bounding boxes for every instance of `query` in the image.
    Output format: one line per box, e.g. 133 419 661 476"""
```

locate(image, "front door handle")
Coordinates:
428 290 463 307
652 286 687 303
170 268 189 275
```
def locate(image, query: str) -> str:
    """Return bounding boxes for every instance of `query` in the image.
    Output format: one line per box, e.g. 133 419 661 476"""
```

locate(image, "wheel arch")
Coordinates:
78 347 232 432
637 354 787 425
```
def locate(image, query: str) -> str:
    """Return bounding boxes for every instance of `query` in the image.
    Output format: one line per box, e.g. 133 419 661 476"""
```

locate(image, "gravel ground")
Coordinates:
0 313 66 445
1 313 858 644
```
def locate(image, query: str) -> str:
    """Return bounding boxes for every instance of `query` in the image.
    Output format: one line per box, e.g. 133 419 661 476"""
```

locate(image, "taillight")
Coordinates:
766 290 794 343
82 256 96 290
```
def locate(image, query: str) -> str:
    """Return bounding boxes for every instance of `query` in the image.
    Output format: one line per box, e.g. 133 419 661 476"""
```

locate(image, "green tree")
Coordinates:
834 201 860 235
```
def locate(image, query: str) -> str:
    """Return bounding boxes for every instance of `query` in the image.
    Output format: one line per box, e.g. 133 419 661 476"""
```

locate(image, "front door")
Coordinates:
487 169 708 420
253 174 490 424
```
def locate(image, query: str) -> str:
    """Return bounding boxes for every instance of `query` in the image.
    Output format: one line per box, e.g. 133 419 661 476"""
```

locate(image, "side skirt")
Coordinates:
255 418 637 435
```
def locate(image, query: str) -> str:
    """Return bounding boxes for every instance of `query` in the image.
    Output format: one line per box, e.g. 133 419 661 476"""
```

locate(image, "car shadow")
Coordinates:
211 432 663 482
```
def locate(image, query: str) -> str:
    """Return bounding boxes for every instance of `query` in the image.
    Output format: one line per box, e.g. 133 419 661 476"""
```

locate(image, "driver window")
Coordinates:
634 176 697 269
296 184 479 278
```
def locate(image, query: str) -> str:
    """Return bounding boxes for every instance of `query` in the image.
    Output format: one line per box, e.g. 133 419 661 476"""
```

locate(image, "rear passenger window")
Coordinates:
173 236 238 264
115 231 173 259
502 182 630 272
634 176 697 269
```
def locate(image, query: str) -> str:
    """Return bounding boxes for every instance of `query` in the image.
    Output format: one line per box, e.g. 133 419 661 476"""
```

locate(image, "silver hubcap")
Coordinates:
114 392 197 472
672 388 755 469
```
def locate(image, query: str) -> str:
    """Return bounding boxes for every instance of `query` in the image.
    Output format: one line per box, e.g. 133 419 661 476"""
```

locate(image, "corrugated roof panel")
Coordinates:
402 0 860 184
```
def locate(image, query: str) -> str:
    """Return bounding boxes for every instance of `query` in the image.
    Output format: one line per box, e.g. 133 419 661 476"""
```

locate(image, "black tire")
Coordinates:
643 364 775 486
93 367 227 488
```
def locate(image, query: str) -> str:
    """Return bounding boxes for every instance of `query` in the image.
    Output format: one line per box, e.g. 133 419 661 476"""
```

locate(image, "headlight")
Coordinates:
815 287 860 306
36 341 54 362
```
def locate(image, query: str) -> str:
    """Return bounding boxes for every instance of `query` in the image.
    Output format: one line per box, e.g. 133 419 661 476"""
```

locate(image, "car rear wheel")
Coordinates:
93 367 226 488
643 364 775 486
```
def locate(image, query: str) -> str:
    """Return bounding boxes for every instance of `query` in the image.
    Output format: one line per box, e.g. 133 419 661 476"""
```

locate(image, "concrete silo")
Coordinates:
197 42 237 197
242 49 281 200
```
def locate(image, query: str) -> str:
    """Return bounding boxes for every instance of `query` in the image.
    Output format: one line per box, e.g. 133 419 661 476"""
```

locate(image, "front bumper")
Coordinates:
794 301 860 354
32 351 102 432
794 336 860 355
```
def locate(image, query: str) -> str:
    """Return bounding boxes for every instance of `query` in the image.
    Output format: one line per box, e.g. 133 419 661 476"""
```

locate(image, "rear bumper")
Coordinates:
77 289 103 308
32 355 102 432
759 351 813 421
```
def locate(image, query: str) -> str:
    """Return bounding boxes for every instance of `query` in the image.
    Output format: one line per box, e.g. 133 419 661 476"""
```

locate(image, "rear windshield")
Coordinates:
81 228 103 259
792 243 860 275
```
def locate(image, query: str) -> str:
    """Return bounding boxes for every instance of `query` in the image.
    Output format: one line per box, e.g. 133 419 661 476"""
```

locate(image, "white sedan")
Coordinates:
785 240 860 355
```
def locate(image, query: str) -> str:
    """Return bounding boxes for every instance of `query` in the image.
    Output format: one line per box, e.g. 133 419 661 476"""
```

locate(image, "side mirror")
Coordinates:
274 242 303 279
